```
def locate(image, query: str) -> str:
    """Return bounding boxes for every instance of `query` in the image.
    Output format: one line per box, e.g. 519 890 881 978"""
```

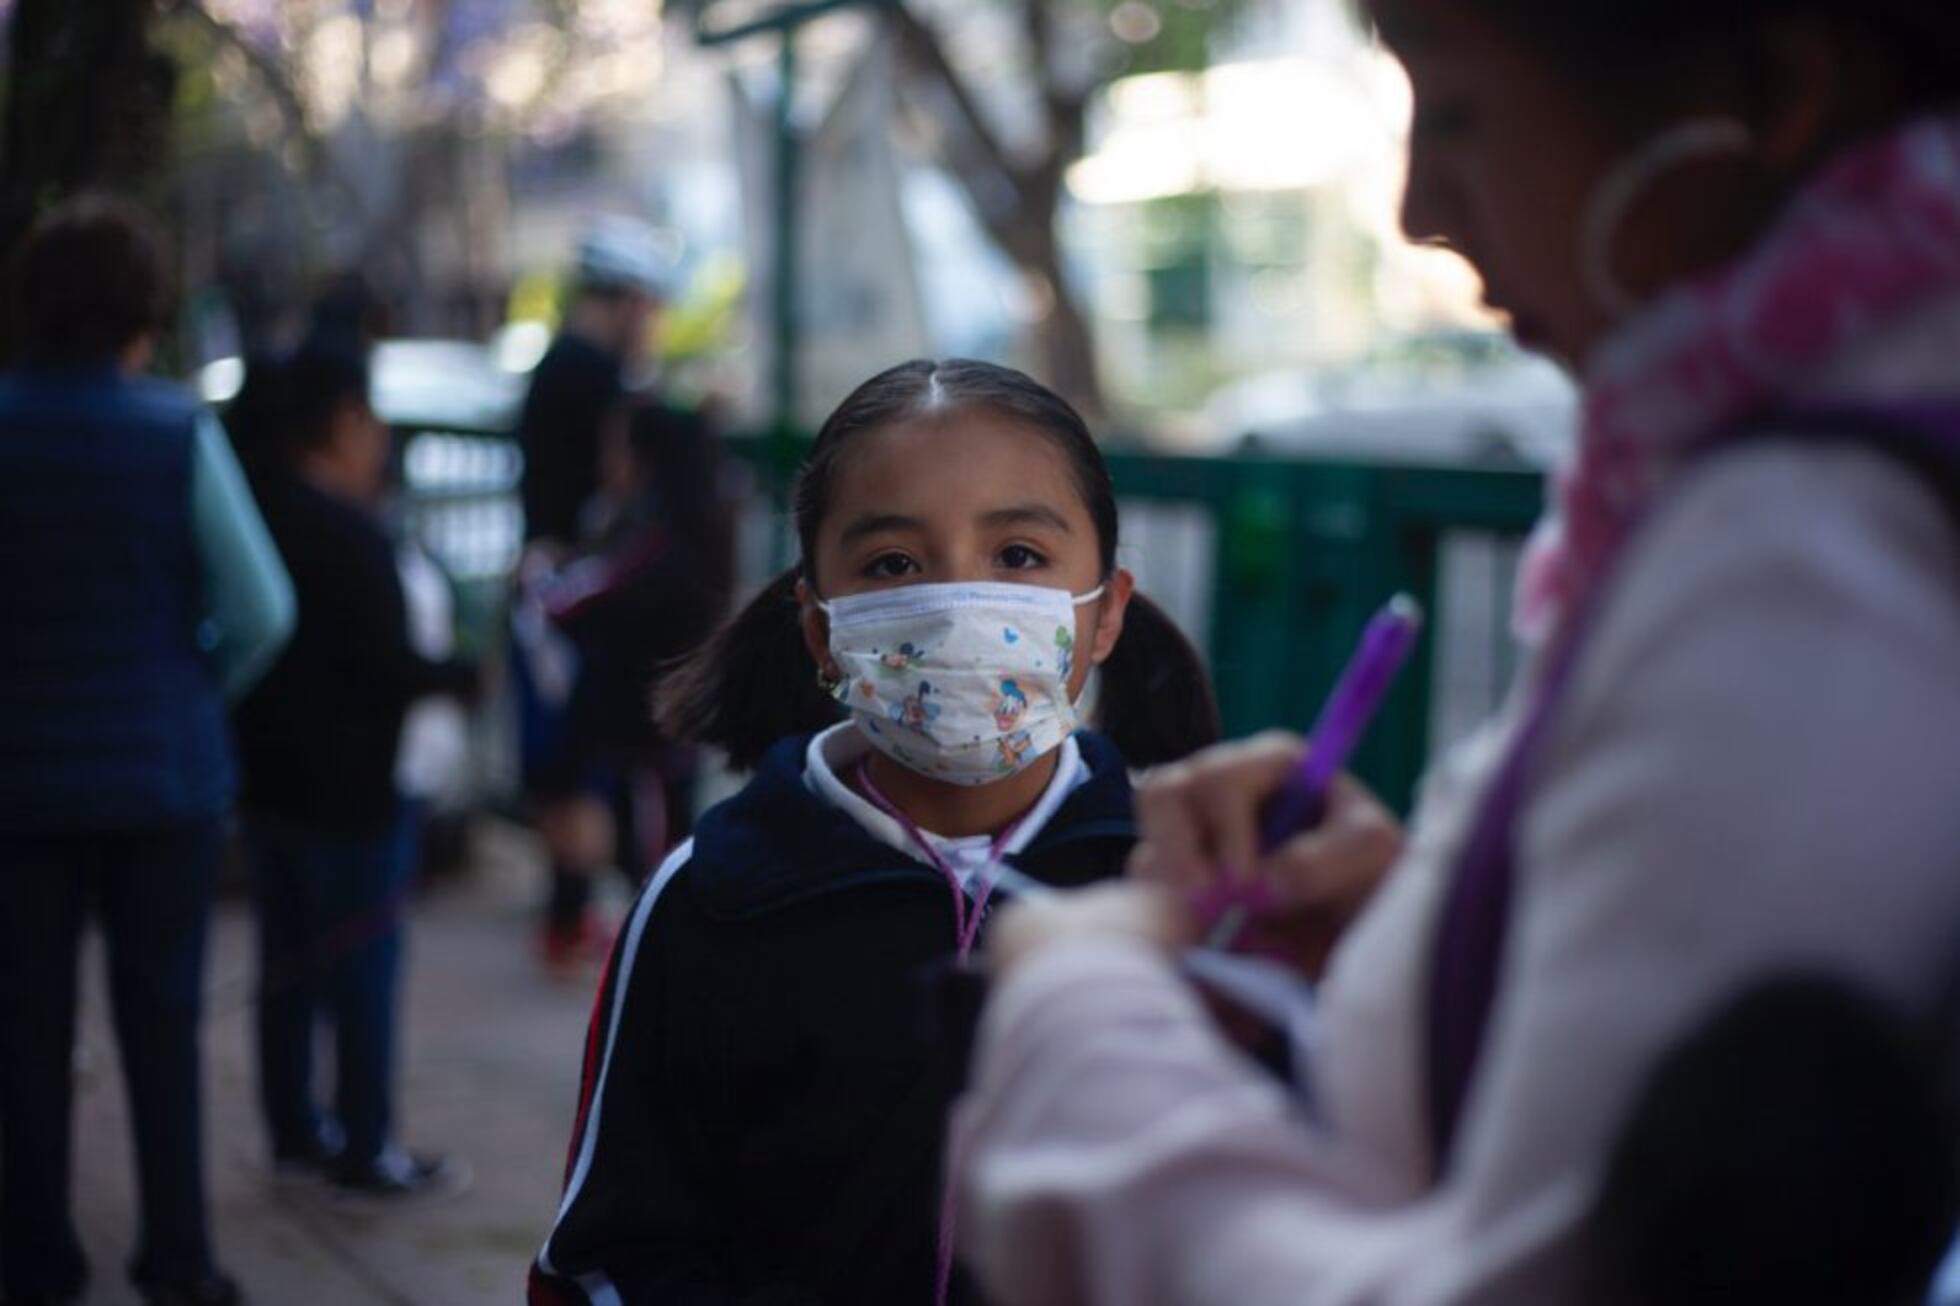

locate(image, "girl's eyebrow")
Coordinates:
982 504 1072 533
839 511 925 544
839 504 1073 544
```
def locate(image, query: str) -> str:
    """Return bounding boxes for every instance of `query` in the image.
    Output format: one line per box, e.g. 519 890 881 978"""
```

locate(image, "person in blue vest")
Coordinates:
0 196 294 1306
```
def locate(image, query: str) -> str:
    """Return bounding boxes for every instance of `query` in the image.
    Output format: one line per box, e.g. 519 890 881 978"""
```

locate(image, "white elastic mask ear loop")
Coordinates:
1069 584 1106 713
1579 118 1756 322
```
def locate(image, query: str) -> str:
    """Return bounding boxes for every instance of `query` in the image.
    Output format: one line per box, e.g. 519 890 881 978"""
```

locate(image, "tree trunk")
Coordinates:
887 3 1108 422
0 0 172 359
1025 237 1105 427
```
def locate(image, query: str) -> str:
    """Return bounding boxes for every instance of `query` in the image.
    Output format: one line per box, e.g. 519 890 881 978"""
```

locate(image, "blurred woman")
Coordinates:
952 3 1960 1302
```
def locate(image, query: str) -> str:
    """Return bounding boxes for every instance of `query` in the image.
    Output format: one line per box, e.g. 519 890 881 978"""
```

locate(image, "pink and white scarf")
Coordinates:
1516 112 1960 648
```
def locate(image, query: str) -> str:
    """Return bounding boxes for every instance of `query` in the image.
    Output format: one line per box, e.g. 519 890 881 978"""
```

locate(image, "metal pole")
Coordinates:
771 32 799 433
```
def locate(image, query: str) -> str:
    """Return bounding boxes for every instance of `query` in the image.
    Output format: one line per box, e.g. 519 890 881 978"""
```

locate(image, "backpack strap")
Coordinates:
1422 403 1960 1171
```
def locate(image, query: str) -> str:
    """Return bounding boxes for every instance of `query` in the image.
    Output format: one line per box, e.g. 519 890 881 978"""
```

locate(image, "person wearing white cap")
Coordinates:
515 217 669 971
520 217 667 553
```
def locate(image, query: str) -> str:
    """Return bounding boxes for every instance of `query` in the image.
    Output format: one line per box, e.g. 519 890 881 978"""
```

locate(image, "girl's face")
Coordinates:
799 408 1133 702
336 396 392 503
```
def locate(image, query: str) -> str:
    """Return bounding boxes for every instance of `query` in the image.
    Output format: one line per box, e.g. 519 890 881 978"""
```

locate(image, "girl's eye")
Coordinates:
863 552 919 580
997 544 1049 571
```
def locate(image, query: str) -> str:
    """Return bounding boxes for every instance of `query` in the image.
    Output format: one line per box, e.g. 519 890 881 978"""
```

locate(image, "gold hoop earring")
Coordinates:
1579 117 1756 322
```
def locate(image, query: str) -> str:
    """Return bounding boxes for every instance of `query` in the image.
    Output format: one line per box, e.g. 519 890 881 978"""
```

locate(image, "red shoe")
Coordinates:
538 914 612 979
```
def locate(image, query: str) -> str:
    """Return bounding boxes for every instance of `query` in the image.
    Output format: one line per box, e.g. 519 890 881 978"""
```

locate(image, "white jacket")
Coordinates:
953 304 1960 1306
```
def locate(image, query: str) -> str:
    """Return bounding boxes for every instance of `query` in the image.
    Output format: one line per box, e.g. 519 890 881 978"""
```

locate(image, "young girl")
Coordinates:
529 359 1219 1304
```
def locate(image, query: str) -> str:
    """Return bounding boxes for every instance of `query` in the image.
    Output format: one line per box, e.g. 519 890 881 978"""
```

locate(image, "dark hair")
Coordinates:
660 358 1221 770
307 270 390 353
629 397 734 594
573 280 647 306
10 193 172 366
282 340 371 456
1581 974 1959 1306
1094 597 1221 768
1468 1 1960 111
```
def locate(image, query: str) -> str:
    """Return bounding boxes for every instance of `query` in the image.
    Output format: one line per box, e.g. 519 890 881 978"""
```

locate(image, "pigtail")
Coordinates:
1091 590 1221 768
655 567 843 770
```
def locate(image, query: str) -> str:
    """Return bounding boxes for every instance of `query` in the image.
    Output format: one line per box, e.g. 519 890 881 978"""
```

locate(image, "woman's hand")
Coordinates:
1127 732 1405 978
987 882 1196 979
984 734 1405 984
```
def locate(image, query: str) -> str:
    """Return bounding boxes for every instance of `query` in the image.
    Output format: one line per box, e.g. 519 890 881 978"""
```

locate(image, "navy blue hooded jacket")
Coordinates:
532 730 1137 1306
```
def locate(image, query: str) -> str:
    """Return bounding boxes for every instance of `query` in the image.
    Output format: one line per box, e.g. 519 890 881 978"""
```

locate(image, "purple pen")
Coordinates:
1200 594 1423 952
1257 593 1425 851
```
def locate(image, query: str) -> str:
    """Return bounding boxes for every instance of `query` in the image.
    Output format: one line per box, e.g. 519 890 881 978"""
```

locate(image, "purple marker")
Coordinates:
1202 594 1424 950
1258 593 1424 849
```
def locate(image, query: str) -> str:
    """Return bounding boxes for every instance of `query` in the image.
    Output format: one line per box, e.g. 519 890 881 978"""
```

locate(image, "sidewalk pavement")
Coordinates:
66 821 605 1305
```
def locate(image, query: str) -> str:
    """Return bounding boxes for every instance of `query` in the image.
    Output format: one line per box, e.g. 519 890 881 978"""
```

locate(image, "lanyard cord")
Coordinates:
853 759 1026 962
854 757 1032 1306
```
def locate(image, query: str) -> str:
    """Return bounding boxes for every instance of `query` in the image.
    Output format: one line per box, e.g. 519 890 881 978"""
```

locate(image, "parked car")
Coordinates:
1196 330 1577 468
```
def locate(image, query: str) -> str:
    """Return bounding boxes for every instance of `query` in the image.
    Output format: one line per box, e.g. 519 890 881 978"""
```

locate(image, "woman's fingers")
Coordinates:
988 767 1404 986
1126 736 1406 976
1130 732 1306 890
1260 773 1404 915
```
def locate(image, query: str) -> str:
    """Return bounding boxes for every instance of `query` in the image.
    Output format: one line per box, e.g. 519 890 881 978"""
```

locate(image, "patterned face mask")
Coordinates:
820 580 1105 786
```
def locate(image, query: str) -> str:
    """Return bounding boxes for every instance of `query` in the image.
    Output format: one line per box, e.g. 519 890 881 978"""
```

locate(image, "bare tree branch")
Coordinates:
893 85 1027 257
888 3 1022 186
169 0 309 143
166 0 368 223
879 1 1112 415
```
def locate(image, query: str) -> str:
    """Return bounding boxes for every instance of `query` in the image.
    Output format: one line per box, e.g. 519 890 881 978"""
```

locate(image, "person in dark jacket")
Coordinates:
233 342 477 1200
0 196 292 1306
515 219 669 967
518 219 666 555
529 359 1221 1305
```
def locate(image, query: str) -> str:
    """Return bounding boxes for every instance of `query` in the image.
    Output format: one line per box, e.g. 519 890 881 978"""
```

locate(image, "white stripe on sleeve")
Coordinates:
536 838 696 1283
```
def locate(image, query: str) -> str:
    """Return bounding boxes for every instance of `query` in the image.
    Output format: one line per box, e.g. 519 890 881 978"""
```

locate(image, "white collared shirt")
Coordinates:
802 723 1090 898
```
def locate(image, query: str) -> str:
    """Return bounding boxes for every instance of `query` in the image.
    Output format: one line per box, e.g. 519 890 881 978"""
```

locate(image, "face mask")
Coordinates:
820 580 1105 786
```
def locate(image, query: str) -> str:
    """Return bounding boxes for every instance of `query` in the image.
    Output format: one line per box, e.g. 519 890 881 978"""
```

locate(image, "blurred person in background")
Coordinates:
518 218 666 558
232 341 478 1201
558 399 734 857
513 219 673 970
0 194 292 1306
950 2 1960 1302
513 393 734 974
